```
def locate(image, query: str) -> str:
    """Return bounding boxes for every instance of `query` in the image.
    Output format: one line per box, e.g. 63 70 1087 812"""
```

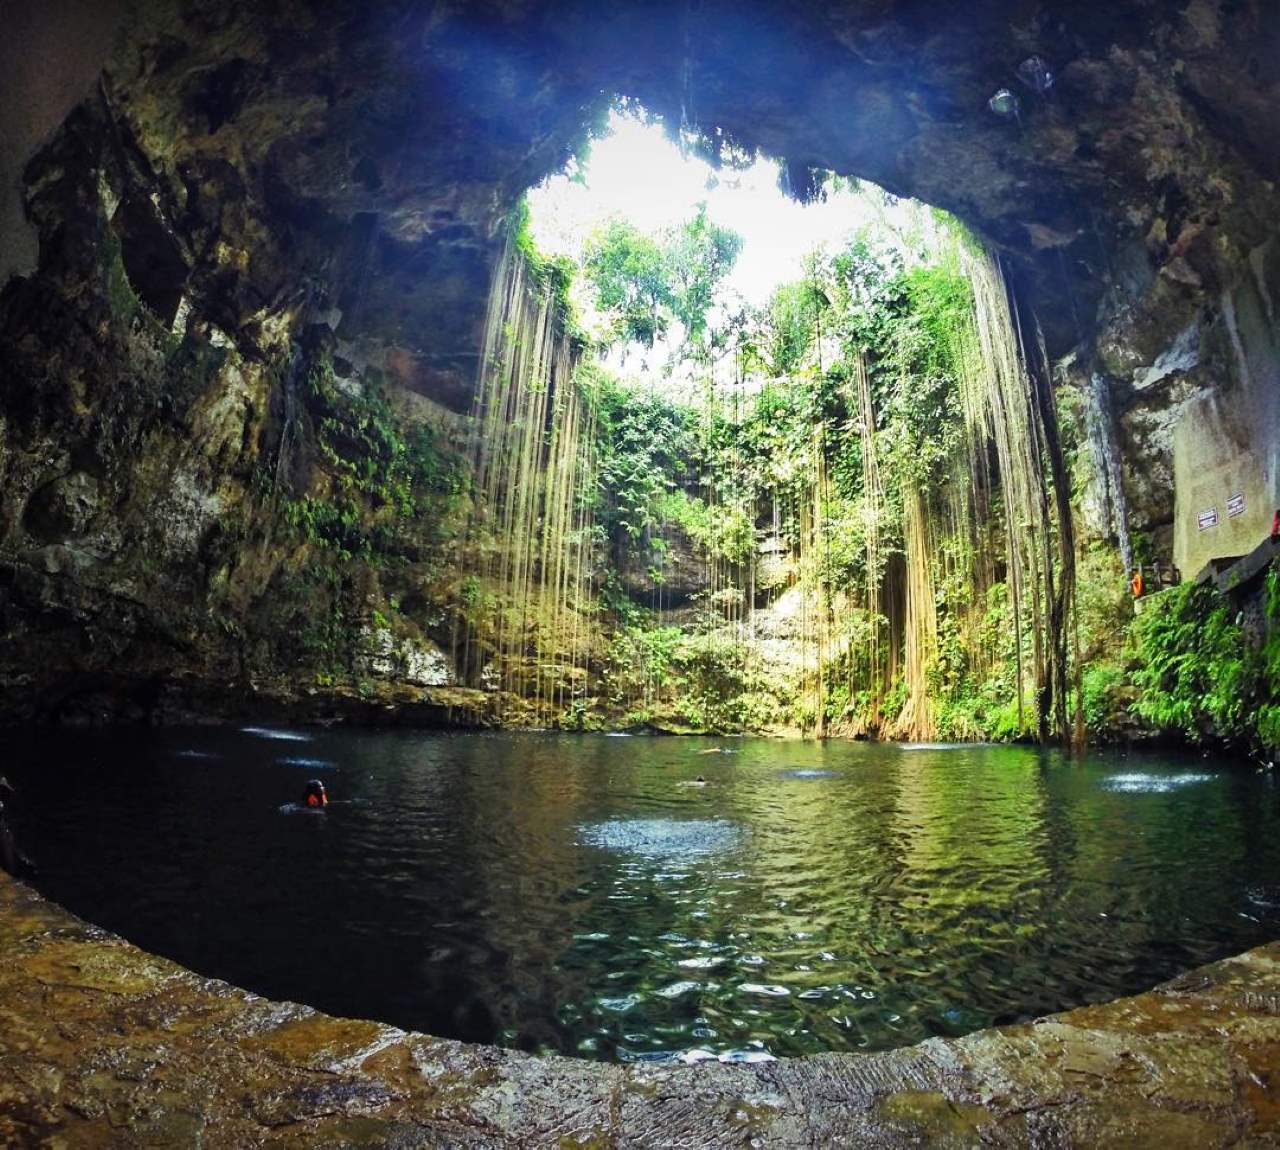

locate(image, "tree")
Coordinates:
753 282 813 376
663 204 743 346
739 259 829 380
583 219 673 347
580 206 743 355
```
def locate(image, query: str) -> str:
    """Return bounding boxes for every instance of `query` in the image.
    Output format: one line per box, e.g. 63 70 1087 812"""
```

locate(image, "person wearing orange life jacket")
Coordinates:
1130 567 1144 598
303 779 328 809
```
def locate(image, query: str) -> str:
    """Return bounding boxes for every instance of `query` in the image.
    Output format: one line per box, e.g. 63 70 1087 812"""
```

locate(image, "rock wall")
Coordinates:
0 0 1277 721
1172 240 1280 578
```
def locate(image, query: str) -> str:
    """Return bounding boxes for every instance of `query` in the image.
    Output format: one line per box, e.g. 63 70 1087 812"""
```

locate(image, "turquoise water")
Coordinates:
6 730 1279 1064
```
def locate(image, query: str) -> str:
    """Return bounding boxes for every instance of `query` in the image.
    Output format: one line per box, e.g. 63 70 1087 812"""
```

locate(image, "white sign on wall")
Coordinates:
1197 507 1219 531
1227 492 1246 518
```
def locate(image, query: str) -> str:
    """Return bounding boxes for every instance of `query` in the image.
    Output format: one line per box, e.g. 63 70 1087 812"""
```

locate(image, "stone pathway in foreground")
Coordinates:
2 871 1278 1147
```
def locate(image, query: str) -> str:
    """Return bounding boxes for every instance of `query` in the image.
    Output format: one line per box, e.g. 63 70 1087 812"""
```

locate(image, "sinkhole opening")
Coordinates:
111 192 189 328
455 98 1065 745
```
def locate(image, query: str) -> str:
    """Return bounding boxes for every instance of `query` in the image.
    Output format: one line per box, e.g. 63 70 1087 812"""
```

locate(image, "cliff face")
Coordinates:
0 0 1277 723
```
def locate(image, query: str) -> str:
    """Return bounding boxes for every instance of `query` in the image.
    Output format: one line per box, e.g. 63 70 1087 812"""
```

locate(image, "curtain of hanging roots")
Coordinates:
452 237 597 726
962 245 1073 740
877 245 1074 743
853 350 885 727
449 236 1073 741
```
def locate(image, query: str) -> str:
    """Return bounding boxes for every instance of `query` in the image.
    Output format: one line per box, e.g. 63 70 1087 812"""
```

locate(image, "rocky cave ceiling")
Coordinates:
6 0 1280 406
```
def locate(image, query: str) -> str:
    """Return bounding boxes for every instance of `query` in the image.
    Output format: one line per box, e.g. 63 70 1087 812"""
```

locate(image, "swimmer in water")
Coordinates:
303 779 328 809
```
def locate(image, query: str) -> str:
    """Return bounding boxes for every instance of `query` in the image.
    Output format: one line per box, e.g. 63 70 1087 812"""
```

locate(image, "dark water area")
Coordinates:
5 729 1280 1065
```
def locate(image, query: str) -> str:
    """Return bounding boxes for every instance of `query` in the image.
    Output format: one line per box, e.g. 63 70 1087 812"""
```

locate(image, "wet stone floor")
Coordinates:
2 871 1279 1147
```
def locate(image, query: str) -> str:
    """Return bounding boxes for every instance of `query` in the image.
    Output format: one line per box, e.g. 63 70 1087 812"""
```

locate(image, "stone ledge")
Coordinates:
1 870 1277 1147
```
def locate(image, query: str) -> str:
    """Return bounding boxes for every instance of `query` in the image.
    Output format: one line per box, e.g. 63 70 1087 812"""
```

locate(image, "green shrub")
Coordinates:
1131 582 1259 743
1259 567 1280 752
1082 662 1128 732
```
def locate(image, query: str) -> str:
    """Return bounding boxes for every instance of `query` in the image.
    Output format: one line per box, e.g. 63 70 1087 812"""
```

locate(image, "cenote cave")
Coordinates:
2 1 1280 1145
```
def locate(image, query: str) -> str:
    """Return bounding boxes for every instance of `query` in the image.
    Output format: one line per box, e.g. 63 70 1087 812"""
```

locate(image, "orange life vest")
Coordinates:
1130 570 1144 598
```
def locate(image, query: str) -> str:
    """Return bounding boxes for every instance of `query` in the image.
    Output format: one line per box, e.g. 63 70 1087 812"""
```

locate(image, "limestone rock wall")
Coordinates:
1171 240 1280 578
0 0 1276 720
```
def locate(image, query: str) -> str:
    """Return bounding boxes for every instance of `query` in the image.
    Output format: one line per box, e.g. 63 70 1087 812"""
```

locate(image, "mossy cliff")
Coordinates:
0 1 1277 740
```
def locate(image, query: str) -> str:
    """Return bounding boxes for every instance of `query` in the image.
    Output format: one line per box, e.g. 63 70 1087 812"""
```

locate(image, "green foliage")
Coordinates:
459 574 483 609
511 199 582 339
581 204 742 351
601 620 776 733
1082 662 1129 731
746 282 818 376
282 359 460 561
663 204 744 344
881 264 971 484
583 219 674 347
655 489 754 566
590 368 696 544
1257 567 1280 751
1131 582 1258 743
268 563 355 678
281 495 367 559
1075 545 1133 663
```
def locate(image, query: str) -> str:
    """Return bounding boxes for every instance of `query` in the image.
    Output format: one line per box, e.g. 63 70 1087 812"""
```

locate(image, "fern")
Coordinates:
1131 582 1260 743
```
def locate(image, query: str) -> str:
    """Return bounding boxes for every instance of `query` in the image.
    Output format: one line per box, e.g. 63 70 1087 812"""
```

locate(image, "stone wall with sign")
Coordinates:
1173 242 1280 580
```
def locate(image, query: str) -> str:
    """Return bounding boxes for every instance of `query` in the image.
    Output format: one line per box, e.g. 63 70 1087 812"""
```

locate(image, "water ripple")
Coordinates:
577 818 743 859
5 729 1273 1068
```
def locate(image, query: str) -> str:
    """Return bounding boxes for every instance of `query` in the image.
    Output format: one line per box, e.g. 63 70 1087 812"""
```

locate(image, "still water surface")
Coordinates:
6 730 1280 1063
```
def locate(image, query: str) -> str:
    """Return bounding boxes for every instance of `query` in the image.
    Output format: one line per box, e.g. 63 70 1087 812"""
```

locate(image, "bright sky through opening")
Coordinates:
526 109 884 308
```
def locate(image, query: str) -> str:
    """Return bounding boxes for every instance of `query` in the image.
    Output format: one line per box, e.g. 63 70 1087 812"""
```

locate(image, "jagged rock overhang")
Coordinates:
9 0 1272 410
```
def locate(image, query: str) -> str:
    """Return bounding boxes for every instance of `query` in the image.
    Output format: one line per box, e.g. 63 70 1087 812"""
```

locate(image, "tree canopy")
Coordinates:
581 204 742 352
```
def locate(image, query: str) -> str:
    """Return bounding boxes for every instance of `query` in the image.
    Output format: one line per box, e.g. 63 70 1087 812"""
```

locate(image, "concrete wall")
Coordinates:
1173 242 1280 579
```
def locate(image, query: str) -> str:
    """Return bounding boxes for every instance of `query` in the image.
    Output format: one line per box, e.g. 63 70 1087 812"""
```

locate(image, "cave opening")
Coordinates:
110 193 189 328
446 99 1077 742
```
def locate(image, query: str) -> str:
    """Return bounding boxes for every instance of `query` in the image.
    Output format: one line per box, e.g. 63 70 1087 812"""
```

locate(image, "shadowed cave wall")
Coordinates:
0 0 1277 724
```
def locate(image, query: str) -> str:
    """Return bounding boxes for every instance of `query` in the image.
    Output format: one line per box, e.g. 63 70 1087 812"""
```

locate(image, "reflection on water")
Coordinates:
4 731 1279 1063
240 726 313 741
578 818 743 858
1103 772 1217 793
899 743 991 751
